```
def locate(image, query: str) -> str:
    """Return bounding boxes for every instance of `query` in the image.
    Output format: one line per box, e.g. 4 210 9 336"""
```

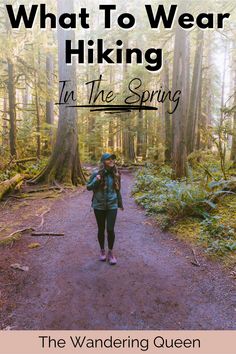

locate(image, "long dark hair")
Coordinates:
98 163 121 191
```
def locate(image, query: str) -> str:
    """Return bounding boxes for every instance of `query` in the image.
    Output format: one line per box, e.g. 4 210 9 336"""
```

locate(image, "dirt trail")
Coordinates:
0 170 235 330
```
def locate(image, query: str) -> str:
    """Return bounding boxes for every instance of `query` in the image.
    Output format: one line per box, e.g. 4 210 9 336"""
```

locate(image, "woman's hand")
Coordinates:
96 174 101 180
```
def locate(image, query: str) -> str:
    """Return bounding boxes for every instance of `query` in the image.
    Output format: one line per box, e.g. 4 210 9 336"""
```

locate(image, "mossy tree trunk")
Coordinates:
230 53 236 167
34 48 41 159
7 59 17 158
46 52 54 148
2 96 8 149
31 0 85 185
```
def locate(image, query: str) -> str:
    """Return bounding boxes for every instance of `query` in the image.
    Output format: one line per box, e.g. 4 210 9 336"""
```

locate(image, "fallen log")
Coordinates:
131 163 145 167
0 174 24 200
14 157 38 164
210 179 236 202
2 157 37 172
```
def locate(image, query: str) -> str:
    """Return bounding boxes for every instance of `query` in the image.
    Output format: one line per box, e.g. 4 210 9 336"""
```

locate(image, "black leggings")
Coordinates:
94 209 118 250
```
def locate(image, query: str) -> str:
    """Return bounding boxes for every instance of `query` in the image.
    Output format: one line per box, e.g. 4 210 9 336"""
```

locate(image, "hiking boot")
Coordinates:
107 250 117 265
99 249 106 261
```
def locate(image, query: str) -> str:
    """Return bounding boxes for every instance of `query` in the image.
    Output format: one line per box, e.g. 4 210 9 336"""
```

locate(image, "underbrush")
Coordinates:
132 163 236 260
0 158 49 182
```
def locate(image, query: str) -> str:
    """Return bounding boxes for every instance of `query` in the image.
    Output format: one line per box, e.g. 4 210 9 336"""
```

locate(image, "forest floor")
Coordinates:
0 168 235 330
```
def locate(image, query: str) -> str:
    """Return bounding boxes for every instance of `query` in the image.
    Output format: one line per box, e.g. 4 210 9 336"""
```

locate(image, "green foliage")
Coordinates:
187 149 235 182
0 158 48 182
133 164 236 256
200 216 236 255
23 159 48 176
133 165 214 221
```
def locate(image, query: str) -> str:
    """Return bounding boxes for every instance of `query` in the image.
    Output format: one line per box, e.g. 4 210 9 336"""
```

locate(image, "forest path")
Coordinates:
0 169 235 330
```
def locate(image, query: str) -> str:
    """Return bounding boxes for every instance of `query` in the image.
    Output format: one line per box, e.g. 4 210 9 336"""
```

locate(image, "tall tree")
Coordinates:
7 59 17 157
186 30 204 154
162 61 171 163
230 45 236 166
108 66 114 150
121 38 135 163
171 3 189 178
1 96 8 149
34 47 41 159
137 110 145 158
4 4 17 157
31 0 85 185
46 53 54 127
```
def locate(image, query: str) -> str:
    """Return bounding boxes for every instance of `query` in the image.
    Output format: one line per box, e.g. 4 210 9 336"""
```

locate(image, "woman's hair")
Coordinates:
98 163 121 191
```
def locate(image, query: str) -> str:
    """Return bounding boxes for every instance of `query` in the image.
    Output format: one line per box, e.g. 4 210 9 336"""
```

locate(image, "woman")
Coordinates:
87 153 123 265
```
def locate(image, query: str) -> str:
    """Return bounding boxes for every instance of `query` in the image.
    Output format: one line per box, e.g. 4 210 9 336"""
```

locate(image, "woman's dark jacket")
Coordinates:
87 168 123 210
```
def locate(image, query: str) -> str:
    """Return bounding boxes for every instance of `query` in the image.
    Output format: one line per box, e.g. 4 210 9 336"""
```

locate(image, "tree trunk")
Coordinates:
46 53 54 126
45 52 54 152
108 120 114 149
136 110 144 158
7 59 17 157
4 0 17 157
162 62 171 163
121 38 135 163
0 174 24 200
217 41 228 178
108 66 114 149
196 70 203 151
2 96 8 148
171 2 189 178
186 30 204 154
230 55 236 166
30 0 85 185
23 79 29 109
201 32 212 150
34 50 41 159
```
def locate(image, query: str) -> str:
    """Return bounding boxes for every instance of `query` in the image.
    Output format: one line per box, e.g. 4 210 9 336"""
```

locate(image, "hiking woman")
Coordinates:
87 153 123 265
